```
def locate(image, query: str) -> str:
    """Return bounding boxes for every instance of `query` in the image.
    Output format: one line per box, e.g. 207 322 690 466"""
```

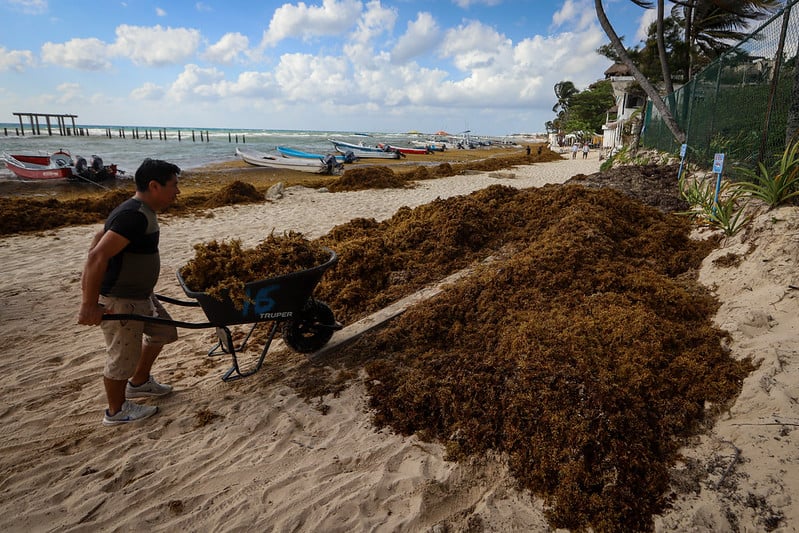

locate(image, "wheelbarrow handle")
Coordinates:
99 292 207 327
154 293 201 307
101 313 214 330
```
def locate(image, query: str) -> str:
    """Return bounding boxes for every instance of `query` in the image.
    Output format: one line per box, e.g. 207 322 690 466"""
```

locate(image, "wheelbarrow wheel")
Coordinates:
282 298 336 353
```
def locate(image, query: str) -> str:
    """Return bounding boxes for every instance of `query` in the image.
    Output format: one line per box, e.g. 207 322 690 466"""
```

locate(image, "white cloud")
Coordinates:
203 32 250 64
636 8 657 43
351 62 447 106
0 47 35 72
112 25 201 66
54 82 83 104
144 67 277 103
261 0 362 47
6 0 47 15
41 38 112 70
274 53 351 101
440 21 512 72
195 2 212 12
219 71 277 98
452 0 502 8
351 0 397 44
169 63 225 101
551 0 595 32
391 12 441 63
156 7 167 17
131 82 165 100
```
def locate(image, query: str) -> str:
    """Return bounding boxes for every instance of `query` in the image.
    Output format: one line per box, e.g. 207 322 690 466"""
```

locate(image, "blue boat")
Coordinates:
277 146 353 163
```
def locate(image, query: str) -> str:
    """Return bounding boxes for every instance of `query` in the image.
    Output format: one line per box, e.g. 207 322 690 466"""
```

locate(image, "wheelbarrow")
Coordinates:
102 248 342 381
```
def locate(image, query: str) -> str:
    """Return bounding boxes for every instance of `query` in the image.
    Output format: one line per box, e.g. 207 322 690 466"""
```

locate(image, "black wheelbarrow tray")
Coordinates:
102 248 342 381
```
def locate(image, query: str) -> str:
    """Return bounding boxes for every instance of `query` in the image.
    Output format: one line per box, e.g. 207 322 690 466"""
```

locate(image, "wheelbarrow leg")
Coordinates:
220 321 280 382
208 322 259 356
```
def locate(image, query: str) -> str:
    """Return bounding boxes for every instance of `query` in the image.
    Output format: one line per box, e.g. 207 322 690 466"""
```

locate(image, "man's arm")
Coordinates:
77 230 130 326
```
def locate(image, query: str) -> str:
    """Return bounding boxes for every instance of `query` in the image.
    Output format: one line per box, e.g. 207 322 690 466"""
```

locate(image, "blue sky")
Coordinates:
0 0 654 135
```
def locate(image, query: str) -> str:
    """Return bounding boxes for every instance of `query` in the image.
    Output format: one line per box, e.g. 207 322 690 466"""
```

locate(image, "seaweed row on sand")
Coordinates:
0 150 557 236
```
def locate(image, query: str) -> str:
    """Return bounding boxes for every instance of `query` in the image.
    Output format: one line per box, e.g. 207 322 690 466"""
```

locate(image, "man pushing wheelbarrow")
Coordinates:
78 159 341 427
78 158 182 426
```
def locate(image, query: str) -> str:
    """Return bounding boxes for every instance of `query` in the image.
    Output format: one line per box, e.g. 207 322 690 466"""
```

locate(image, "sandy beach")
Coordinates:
1 154 798 532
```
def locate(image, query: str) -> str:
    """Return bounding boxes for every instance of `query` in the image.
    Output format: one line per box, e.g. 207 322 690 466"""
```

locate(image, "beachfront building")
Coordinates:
600 63 646 155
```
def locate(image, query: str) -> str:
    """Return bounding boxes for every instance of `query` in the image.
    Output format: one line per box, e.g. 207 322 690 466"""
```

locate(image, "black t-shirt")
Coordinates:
101 197 161 298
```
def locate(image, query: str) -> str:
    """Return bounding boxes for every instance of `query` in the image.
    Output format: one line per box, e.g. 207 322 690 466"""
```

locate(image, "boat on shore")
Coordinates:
377 143 431 155
2 150 119 182
276 146 354 163
329 140 402 159
235 147 341 174
410 140 448 151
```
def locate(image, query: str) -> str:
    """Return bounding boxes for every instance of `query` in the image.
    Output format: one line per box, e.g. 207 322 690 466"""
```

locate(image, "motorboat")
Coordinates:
235 147 340 174
329 140 401 159
276 146 354 163
2 150 118 181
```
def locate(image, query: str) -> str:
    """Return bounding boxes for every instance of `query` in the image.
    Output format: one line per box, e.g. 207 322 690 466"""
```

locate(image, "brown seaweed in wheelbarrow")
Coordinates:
102 247 342 381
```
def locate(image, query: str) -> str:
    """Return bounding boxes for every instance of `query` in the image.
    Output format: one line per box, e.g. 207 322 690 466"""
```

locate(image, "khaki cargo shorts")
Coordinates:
99 294 178 380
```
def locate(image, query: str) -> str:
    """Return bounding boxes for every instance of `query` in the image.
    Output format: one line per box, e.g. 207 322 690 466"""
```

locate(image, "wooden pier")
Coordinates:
12 112 79 136
4 112 245 143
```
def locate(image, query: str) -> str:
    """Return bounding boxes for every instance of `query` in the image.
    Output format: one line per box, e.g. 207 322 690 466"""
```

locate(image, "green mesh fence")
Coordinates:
642 0 799 177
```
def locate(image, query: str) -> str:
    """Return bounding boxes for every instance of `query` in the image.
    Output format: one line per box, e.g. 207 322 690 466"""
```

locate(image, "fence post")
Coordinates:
760 3 792 163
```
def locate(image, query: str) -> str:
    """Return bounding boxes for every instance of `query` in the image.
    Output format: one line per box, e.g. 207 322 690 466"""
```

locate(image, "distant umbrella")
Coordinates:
435 130 450 136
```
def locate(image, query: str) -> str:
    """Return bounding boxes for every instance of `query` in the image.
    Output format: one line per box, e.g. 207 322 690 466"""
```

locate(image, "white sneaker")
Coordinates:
103 400 158 426
126 375 173 398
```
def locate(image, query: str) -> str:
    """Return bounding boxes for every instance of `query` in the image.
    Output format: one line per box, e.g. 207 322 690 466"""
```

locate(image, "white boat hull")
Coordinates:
235 147 330 173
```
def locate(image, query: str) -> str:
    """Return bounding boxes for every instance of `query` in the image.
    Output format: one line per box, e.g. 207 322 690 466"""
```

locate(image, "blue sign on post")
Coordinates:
712 153 725 214
677 143 688 181
712 153 725 174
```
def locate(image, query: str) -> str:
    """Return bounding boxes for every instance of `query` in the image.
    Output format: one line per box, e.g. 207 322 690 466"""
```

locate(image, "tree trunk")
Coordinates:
656 0 674 95
630 115 643 156
684 1 694 82
594 0 686 143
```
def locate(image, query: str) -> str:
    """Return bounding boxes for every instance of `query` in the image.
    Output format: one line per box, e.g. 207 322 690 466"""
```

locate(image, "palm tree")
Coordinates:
672 0 780 80
552 81 579 143
594 0 687 142
596 0 780 144
552 81 579 116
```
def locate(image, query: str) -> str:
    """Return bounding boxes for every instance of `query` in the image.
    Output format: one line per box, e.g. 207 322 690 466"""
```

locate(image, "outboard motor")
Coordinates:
343 150 357 163
74 156 88 176
90 155 103 172
322 154 340 174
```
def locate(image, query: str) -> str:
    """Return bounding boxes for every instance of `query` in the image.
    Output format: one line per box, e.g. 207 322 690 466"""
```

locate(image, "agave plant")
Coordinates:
707 183 752 237
737 140 799 207
678 173 751 236
678 173 716 216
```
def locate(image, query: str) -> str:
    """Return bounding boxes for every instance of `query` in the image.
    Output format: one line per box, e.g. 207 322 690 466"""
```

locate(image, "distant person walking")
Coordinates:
571 143 578 159
582 143 589 159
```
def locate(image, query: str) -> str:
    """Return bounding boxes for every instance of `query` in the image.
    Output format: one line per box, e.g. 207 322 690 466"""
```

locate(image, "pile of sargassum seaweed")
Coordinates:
181 164 751 532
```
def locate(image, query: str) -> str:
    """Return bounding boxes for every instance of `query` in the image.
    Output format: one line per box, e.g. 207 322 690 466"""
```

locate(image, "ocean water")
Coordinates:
0 124 457 180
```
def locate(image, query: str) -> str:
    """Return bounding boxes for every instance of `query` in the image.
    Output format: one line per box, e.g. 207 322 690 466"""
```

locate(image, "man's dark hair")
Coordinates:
134 158 181 191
